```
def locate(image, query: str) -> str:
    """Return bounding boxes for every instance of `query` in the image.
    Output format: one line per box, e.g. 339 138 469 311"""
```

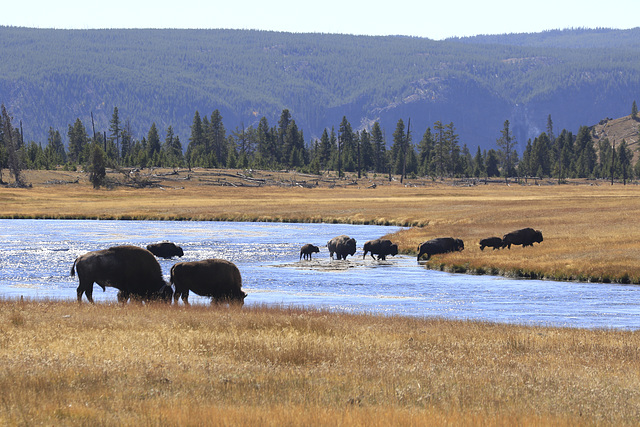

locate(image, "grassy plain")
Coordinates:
2 299 640 425
3 168 640 283
2 168 640 425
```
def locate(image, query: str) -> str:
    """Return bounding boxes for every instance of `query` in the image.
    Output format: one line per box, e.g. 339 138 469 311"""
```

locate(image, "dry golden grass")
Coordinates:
2 299 640 425
3 168 640 283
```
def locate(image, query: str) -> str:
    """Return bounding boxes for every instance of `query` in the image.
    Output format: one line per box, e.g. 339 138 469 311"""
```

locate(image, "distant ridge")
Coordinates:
0 26 639 150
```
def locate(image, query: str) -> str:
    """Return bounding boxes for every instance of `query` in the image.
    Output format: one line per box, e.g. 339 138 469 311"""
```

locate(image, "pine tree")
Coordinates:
67 118 88 164
108 107 121 163
617 139 633 184
88 141 107 189
370 122 386 173
209 110 226 166
632 100 638 121
496 119 517 179
146 122 161 165
418 127 434 176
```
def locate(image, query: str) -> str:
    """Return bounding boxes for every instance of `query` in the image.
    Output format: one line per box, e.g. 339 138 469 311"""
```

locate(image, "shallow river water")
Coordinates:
1 219 639 330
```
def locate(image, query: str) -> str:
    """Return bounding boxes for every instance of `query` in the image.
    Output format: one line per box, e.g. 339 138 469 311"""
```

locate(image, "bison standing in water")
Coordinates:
363 239 398 260
170 259 246 305
479 237 503 251
327 235 357 260
71 245 173 303
417 237 464 261
300 244 320 260
502 228 543 249
146 242 184 259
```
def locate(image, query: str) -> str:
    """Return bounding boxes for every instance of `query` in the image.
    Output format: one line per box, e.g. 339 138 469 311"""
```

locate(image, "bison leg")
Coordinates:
181 289 190 305
77 280 94 303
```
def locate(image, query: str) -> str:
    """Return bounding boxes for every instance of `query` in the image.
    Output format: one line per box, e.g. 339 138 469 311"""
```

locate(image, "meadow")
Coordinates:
2 299 640 425
3 168 640 424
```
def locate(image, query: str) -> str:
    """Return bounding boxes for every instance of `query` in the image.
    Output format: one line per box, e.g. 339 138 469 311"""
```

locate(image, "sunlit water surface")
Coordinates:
1 219 639 330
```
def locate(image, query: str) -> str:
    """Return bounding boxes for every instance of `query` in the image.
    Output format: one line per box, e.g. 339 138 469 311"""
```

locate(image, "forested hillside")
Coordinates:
0 26 639 152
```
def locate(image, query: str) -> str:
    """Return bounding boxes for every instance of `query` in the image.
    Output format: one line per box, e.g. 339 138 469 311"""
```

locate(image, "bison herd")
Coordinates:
71 242 246 305
71 227 542 304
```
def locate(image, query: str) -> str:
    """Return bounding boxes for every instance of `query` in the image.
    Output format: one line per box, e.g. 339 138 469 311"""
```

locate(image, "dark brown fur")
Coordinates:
363 239 398 260
300 244 320 260
170 259 246 305
71 245 172 303
327 235 357 260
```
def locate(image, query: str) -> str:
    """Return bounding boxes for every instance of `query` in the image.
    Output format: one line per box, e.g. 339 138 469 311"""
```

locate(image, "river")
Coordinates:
1 219 638 330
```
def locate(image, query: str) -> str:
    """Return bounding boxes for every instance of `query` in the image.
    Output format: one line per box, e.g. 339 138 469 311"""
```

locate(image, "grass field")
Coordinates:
2 299 640 425
2 168 640 425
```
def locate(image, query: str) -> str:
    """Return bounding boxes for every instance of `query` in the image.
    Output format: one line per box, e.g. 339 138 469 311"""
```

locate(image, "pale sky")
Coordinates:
1 0 638 39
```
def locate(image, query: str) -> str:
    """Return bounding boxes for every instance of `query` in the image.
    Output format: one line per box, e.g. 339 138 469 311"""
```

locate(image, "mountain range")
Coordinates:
1 26 639 151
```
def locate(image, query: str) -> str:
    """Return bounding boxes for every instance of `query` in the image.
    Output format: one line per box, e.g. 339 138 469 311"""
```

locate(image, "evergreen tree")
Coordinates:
163 126 183 168
617 139 633 184
318 128 331 170
496 119 517 178
186 111 204 168
120 120 133 164
359 129 373 173
44 127 66 166
338 116 356 173
67 118 88 164
277 109 292 164
370 122 386 173
433 121 449 177
209 110 227 166
108 107 121 163
574 125 596 177
473 146 484 177
418 127 434 176
88 140 107 189
256 116 276 167
485 149 500 177
146 122 161 165
632 100 638 121
390 118 407 177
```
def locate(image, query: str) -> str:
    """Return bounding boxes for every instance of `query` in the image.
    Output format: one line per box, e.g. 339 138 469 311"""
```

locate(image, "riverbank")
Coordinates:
3 168 640 284
2 299 639 425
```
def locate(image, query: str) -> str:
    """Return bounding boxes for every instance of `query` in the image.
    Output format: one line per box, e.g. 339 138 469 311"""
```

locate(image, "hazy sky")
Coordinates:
2 0 638 39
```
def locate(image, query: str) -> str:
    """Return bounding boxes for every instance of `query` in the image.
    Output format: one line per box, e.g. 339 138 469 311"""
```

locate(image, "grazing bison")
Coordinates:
327 235 357 260
502 228 543 249
479 237 503 251
146 242 184 259
71 245 173 303
170 259 246 305
417 237 464 261
300 244 320 260
363 239 398 261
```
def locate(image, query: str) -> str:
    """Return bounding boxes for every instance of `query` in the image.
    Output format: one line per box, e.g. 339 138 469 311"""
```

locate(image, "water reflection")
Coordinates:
0 219 639 330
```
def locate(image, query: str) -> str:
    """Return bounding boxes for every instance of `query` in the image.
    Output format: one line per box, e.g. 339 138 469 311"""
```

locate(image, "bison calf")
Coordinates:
170 259 246 305
479 237 503 251
417 237 464 261
300 244 320 260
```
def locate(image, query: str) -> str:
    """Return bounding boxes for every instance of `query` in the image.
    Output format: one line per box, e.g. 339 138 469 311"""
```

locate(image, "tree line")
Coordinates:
1 104 639 188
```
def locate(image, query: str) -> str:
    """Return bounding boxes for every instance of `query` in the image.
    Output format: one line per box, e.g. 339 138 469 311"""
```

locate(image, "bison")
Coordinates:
479 237 503 251
170 259 246 305
71 245 173 303
327 235 357 260
300 243 320 260
363 239 398 261
417 237 464 261
146 242 184 259
501 228 543 249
